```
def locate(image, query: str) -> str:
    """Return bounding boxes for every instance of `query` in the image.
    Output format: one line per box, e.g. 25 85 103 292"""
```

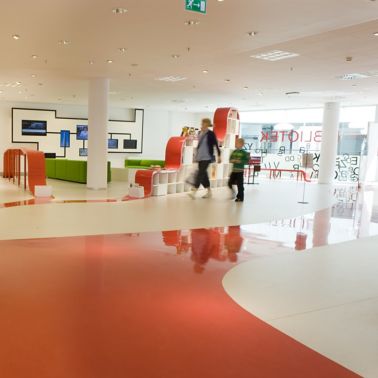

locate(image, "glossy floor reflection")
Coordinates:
0 179 335 240
1 188 376 377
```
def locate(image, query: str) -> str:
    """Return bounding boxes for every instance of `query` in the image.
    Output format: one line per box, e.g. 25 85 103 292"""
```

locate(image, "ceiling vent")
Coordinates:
250 50 299 61
336 73 369 80
156 76 187 82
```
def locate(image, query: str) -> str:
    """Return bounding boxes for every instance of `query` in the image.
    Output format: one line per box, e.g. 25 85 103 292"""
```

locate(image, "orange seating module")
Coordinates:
2 148 46 195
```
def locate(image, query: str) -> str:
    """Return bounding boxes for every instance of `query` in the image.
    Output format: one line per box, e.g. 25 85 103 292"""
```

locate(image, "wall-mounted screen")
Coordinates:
123 139 137 149
22 120 47 136
79 148 88 157
60 130 71 148
76 125 88 140
108 139 118 149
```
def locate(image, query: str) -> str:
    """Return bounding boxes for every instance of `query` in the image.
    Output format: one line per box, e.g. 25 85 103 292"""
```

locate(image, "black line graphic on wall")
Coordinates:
11 107 144 156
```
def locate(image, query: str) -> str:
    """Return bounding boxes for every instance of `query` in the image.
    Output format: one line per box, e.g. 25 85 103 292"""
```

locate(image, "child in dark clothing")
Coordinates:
228 138 250 202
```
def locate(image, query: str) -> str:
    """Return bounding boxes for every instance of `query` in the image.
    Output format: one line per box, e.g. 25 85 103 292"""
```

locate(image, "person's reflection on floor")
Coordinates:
191 229 212 274
162 231 191 254
225 226 243 262
191 227 243 273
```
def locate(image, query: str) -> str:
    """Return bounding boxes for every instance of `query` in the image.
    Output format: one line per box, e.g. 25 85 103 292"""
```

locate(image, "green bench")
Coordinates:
45 159 111 183
125 159 165 169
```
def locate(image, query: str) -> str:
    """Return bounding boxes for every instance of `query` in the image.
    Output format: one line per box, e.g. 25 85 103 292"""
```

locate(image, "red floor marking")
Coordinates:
0 197 140 208
0 230 359 378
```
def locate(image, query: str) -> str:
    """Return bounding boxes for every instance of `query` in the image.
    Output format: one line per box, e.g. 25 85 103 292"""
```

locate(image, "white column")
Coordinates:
87 78 109 189
318 102 340 184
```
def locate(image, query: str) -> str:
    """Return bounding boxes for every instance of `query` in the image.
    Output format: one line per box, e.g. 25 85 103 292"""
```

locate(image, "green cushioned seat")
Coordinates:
45 159 111 184
55 159 67 180
107 162 111 183
45 159 56 178
125 159 165 169
66 160 87 183
125 159 142 167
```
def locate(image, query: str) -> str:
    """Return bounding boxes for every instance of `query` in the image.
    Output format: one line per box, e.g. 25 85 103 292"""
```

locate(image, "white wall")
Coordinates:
0 101 202 169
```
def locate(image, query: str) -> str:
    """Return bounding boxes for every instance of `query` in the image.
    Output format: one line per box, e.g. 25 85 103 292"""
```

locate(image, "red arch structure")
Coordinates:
213 107 240 143
165 136 186 169
3 149 46 195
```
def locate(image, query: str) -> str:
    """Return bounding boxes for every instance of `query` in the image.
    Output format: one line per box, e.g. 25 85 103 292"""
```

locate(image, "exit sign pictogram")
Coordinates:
185 0 206 14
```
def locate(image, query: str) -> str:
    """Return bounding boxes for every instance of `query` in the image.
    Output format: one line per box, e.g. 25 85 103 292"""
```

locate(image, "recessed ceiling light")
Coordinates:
185 20 200 26
16 81 22 86
202 70 209 74
0 90 3 94
250 50 299 61
247 31 258 37
58 40 71 46
112 7 127 14
89 60 94 65
374 32 378 36
157 76 187 82
31 55 38 59
31 74 36 78
118 47 127 53
336 73 369 80
12 34 20 40
107 59 113 64
171 54 180 59
224 79 231 83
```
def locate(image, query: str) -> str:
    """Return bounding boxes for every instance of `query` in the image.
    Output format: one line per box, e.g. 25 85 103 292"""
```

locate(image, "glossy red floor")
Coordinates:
0 212 368 378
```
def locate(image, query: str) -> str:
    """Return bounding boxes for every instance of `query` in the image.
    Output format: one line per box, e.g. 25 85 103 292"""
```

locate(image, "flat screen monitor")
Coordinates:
79 148 88 157
76 125 88 140
108 139 118 149
60 130 71 148
123 139 137 149
22 120 47 136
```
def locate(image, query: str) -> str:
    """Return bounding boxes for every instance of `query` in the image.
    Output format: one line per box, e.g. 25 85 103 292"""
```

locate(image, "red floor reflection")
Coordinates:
0 197 139 208
0 187 375 377
0 220 368 377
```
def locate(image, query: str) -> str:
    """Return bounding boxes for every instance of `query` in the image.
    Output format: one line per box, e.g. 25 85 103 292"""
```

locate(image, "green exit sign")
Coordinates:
185 0 207 14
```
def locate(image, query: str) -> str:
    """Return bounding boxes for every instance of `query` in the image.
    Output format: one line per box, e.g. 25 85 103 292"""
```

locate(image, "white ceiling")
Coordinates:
0 0 378 111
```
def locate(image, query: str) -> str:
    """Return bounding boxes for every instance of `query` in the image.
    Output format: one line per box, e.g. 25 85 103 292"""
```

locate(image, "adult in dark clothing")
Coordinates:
189 118 221 199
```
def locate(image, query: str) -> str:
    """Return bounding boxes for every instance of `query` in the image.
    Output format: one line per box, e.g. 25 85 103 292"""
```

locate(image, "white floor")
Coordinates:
0 179 335 240
223 235 378 378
